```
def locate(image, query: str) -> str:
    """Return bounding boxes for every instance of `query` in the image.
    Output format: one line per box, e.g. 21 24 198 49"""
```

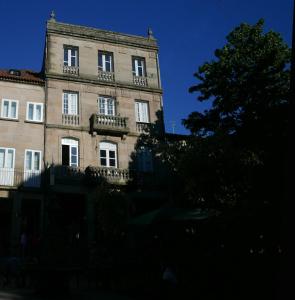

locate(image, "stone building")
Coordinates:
0 13 164 255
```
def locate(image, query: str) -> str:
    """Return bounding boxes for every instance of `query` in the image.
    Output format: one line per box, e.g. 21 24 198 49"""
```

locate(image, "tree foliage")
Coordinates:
176 19 289 209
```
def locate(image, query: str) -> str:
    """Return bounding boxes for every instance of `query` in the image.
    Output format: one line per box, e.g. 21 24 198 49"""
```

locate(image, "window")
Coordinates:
0 148 15 169
100 142 117 168
98 51 113 72
135 101 149 123
63 92 78 115
61 138 79 167
1 99 18 119
25 150 41 172
64 46 78 67
26 102 43 122
24 150 42 187
0 147 15 186
98 96 115 116
137 146 153 173
132 57 146 77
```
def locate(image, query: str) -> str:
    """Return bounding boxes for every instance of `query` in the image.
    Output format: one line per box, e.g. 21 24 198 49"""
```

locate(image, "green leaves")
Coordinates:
181 19 290 209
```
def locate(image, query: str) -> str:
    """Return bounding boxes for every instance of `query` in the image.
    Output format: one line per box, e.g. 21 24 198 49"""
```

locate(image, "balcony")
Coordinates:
98 70 115 82
52 166 85 185
86 166 130 185
49 165 130 186
133 76 148 87
63 65 79 75
90 114 129 136
0 168 42 188
62 114 80 126
136 122 151 134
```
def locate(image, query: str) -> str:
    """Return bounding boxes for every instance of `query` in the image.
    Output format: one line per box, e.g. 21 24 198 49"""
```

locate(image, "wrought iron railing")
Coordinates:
0 168 42 188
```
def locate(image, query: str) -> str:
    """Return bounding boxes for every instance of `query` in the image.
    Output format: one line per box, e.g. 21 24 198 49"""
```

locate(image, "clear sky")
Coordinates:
0 0 292 134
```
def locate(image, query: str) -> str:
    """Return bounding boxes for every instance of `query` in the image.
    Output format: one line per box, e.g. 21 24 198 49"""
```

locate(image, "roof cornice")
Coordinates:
46 21 158 51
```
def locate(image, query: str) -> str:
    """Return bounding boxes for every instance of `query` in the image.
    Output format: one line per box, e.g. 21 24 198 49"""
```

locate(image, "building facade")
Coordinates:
0 14 164 255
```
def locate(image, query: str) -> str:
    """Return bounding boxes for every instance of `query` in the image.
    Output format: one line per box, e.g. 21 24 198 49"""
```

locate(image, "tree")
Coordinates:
181 19 290 210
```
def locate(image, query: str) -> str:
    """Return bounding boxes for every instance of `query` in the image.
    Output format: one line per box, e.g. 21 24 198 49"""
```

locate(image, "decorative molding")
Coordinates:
45 73 163 94
47 21 158 51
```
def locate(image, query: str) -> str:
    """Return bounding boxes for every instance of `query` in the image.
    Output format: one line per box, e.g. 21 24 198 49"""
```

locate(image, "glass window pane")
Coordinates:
26 151 32 170
107 99 114 115
109 159 115 167
98 53 103 69
69 94 78 115
63 93 68 114
70 49 77 66
28 104 34 120
99 98 105 114
0 149 5 168
100 150 106 158
71 146 77 156
109 151 115 159
35 105 42 121
7 150 14 168
135 102 140 122
100 158 107 166
34 152 40 171
71 155 77 164
10 102 17 118
64 48 68 65
3 101 9 117
71 56 76 67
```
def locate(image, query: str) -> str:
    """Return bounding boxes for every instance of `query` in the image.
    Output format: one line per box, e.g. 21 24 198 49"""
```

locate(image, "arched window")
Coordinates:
61 138 79 167
99 142 117 168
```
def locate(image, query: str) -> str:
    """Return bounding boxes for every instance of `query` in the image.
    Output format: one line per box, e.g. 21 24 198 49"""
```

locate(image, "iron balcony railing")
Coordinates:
0 168 42 188
90 114 129 135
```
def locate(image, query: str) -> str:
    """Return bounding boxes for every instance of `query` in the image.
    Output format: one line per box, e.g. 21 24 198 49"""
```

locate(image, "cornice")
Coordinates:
45 73 163 94
47 21 158 51
0 76 45 87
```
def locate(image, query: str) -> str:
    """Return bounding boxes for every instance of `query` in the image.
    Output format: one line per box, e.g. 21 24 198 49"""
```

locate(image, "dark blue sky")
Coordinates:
0 0 292 134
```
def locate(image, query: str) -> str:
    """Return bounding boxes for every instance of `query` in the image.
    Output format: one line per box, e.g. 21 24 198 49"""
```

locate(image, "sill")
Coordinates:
0 117 19 122
24 120 44 124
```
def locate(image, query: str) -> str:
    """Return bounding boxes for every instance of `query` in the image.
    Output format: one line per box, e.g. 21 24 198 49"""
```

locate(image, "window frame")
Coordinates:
99 142 118 168
61 138 79 167
62 92 79 115
0 147 15 169
135 100 150 123
24 149 42 172
132 56 146 77
1 99 19 120
98 51 114 72
26 102 43 122
63 46 79 67
98 96 116 116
